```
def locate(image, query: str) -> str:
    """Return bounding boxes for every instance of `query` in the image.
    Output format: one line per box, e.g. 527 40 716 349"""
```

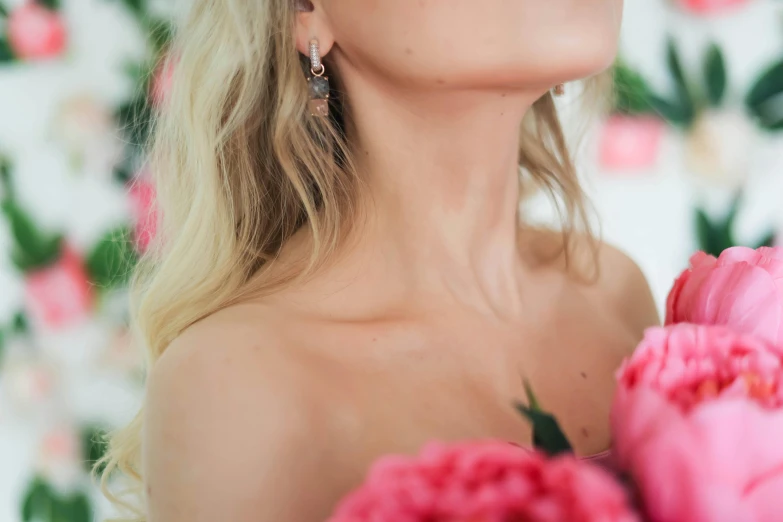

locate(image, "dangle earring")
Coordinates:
307 39 330 117
553 83 566 97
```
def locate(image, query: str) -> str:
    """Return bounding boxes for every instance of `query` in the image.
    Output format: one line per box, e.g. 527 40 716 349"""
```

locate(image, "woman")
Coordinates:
103 0 659 520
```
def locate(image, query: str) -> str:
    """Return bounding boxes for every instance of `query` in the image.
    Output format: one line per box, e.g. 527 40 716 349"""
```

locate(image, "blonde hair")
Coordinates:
100 0 602 518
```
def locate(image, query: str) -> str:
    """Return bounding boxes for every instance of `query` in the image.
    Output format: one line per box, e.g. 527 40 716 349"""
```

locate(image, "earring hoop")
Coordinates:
309 39 325 76
307 39 330 116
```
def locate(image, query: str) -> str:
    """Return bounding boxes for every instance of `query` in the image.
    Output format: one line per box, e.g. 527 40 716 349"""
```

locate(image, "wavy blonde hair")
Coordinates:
100 0 605 518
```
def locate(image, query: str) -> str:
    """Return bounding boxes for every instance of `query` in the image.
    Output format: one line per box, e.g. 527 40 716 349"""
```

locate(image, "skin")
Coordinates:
144 0 658 521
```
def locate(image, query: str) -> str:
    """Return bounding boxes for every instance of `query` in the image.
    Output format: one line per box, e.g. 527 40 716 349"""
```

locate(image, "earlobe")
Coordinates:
294 1 335 59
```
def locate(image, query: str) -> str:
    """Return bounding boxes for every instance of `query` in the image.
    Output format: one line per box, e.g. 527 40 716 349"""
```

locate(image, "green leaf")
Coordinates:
115 92 154 151
695 208 720 257
667 39 688 91
12 311 29 335
746 59 783 110
0 37 13 63
0 2 8 16
58 492 92 522
516 405 573 457
692 196 772 257
648 93 693 127
147 18 174 54
758 115 783 132
665 39 697 125
111 0 145 18
1 200 64 271
21 477 53 522
755 230 777 249
704 43 727 106
747 91 783 131
0 154 11 199
85 227 138 289
724 192 741 230
81 425 110 475
113 165 134 185
515 382 573 457
38 0 60 11
614 61 655 115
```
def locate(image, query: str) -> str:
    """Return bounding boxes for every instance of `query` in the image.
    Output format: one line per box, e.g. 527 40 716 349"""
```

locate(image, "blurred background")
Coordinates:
0 0 781 521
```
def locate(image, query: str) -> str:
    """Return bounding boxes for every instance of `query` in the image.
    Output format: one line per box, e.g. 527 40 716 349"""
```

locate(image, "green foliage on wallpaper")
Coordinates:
85 227 138 289
1 159 64 272
746 58 783 131
695 195 776 257
38 0 61 11
81 425 110 475
645 39 698 127
614 61 657 115
21 478 91 522
622 39 738 129
0 37 14 63
704 43 727 107
2 201 64 272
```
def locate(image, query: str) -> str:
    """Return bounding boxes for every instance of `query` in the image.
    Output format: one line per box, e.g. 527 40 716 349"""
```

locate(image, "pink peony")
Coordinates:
24 247 93 329
674 0 753 15
8 2 67 61
666 247 783 346
328 441 639 522
598 115 664 172
129 177 157 252
612 324 783 521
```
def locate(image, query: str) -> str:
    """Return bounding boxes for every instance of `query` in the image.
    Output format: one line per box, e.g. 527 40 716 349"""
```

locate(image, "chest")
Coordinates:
297 288 639 460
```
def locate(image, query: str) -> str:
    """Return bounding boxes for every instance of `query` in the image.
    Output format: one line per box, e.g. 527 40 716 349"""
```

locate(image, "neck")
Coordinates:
332 70 542 312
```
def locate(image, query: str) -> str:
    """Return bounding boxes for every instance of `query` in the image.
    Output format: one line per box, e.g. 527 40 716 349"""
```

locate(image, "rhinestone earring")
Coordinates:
307 39 330 117
553 83 566 97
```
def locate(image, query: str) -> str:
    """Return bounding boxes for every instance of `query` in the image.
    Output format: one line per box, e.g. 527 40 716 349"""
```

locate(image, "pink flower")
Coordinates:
37 425 83 494
329 441 639 522
612 324 783 521
598 115 664 172
129 178 157 252
8 2 67 61
665 247 783 346
674 0 753 15
150 55 176 107
24 247 93 329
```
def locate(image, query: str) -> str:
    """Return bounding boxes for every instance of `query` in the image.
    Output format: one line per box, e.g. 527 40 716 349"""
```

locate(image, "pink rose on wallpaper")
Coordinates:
666 247 783 346
129 177 157 252
37 425 83 493
613 324 783 522
598 115 664 172
150 55 177 107
675 0 753 15
329 441 638 522
8 2 67 60
24 247 93 329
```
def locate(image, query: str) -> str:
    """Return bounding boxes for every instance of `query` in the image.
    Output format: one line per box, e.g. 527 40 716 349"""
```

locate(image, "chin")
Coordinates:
545 28 620 83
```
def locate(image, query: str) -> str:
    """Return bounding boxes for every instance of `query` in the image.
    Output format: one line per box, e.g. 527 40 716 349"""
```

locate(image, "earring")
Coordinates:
553 83 566 97
307 39 330 117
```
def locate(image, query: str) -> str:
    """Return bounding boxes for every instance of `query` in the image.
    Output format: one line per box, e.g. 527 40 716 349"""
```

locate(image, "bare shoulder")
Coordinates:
523 228 660 339
591 240 661 338
144 304 347 522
